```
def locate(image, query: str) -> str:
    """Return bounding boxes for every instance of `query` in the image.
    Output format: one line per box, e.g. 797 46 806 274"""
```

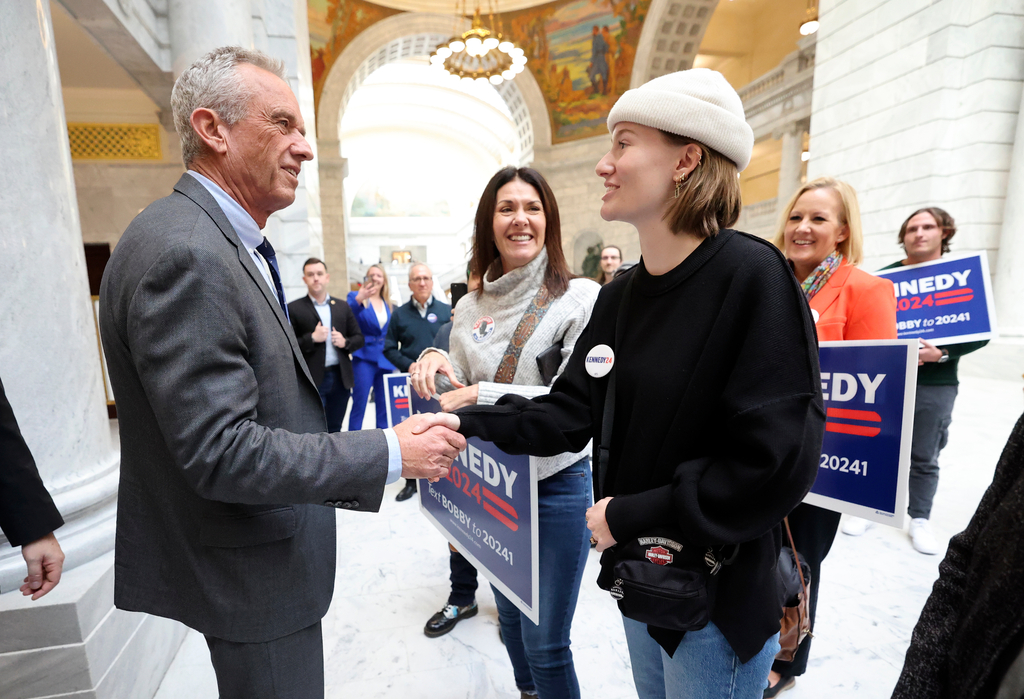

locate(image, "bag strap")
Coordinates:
783 516 808 600
493 285 555 384
594 274 633 499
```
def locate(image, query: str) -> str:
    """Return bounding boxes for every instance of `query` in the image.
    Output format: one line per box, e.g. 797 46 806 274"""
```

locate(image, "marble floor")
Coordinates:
154 375 1023 698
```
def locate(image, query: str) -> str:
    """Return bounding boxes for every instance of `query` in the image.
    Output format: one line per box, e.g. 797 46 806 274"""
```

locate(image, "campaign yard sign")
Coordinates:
410 390 541 623
874 252 997 344
383 373 412 427
804 340 918 528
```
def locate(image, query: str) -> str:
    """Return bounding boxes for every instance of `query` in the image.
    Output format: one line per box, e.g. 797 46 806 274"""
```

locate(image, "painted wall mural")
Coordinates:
309 0 402 108
308 0 650 144
503 0 648 142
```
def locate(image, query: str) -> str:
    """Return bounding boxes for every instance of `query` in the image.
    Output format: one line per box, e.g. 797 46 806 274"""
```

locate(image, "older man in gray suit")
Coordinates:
98 47 463 698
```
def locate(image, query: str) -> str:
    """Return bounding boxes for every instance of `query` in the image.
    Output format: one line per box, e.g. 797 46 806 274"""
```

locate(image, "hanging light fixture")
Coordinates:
430 1 527 86
799 0 819 36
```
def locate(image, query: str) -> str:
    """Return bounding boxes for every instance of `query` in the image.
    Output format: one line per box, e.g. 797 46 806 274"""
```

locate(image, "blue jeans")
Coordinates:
347 357 388 430
622 617 779 699
317 365 350 434
492 459 592 699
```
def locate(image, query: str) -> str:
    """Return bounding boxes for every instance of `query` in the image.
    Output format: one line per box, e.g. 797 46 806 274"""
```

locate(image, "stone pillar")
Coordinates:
776 122 805 205
996 87 1024 338
319 139 351 291
0 4 185 698
168 0 254 75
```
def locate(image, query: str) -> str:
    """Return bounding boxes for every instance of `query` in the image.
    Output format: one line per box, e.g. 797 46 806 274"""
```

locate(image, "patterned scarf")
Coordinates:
800 250 843 300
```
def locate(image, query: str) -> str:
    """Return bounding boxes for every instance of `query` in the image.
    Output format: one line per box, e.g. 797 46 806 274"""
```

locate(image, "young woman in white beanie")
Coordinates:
443 69 824 698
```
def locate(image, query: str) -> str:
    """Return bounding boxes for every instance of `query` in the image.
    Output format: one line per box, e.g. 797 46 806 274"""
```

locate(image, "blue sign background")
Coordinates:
410 390 538 619
875 254 994 343
383 373 412 427
420 437 534 608
811 344 909 515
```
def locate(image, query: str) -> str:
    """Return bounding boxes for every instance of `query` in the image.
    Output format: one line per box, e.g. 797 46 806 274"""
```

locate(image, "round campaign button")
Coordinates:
585 344 615 378
811 309 820 323
472 316 495 342
427 313 438 323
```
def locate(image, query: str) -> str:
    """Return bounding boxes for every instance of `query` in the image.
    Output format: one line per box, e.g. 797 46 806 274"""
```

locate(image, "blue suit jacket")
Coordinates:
347 291 396 371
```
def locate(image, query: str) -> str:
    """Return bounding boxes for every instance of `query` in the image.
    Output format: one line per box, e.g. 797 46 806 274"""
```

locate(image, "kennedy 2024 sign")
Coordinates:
384 381 540 623
804 340 918 528
874 253 997 344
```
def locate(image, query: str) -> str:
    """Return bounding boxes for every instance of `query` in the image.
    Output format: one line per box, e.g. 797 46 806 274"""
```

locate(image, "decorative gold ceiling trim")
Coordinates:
67 123 161 161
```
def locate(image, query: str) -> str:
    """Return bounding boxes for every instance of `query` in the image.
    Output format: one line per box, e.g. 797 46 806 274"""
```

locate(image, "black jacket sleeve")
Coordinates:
0 377 63 547
289 299 318 355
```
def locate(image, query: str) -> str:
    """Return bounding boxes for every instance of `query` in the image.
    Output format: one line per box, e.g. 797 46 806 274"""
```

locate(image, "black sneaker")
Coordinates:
396 480 417 502
424 602 478 638
763 675 795 697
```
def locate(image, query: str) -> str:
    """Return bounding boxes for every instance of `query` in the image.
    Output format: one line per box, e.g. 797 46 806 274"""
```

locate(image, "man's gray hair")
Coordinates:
171 46 287 167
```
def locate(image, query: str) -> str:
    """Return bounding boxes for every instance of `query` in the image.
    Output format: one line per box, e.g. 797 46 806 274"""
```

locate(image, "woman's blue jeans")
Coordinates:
491 458 592 699
622 616 779 699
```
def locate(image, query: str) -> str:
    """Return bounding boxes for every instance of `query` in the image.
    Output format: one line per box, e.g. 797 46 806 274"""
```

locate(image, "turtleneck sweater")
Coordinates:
428 248 599 480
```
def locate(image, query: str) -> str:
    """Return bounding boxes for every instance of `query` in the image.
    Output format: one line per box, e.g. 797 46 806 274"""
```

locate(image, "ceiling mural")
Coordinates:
309 0 651 144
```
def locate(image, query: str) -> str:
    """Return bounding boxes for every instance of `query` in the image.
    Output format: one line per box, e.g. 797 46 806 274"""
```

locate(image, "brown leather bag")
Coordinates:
775 516 811 662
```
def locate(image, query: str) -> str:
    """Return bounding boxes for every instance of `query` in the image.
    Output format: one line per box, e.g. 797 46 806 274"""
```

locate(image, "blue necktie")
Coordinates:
255 237 290 321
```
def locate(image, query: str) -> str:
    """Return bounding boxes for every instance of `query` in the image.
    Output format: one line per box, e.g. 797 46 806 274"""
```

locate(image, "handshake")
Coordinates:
392 413 464 482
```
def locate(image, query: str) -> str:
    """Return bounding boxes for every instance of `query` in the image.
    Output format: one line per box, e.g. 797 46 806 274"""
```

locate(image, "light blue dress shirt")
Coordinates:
310 295 340 368
187 170 403 484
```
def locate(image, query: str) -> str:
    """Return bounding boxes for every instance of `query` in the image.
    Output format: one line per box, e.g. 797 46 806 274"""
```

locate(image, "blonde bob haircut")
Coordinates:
660 132 742 239
772 176 864 266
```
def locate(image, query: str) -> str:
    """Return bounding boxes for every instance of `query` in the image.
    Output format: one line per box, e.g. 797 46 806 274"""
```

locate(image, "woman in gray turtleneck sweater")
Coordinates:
411 166 599 699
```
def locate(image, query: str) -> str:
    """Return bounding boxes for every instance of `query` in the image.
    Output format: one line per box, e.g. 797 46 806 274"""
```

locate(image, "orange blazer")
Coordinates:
810 263 897 342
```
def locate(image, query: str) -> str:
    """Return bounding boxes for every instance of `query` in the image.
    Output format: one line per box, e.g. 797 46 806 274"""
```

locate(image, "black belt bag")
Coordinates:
596 528 733 631
592 275 736 632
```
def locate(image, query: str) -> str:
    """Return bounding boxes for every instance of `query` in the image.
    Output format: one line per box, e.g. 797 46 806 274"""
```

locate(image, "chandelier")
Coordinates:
429 4 528 86
799 0 819 36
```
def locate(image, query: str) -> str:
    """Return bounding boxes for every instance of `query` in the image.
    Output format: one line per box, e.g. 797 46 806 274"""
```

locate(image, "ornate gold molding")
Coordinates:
68 123 161 160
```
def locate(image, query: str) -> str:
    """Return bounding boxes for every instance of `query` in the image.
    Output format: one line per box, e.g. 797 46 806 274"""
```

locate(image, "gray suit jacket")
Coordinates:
99 174 389 643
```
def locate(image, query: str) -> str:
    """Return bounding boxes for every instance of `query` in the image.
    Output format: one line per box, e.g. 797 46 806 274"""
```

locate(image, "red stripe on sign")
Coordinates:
482 487 518 519
826 408 881 422
395 399 409 408
934 288 973 299
483 502 519 531
936 295 973 306
826 422 881 437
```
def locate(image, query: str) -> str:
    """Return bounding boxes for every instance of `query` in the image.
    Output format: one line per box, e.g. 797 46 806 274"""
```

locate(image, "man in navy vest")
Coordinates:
385 263 452 501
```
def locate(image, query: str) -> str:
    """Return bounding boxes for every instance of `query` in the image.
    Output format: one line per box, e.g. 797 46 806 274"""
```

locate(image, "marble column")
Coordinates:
319 139 352 290
0 4 186 699
996 87 1024 338
168 0 254 75
776 121 806 205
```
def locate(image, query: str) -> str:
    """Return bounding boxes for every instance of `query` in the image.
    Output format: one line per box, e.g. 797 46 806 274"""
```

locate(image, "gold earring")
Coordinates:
674 174 685 199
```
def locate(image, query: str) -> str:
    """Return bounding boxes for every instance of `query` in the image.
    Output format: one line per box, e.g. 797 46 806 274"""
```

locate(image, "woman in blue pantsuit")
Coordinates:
346 264 395 430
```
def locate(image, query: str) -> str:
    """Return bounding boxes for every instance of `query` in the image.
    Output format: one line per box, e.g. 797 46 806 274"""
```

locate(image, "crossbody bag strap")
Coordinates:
783 516 808 599
493 285 555 385
595 275 633 500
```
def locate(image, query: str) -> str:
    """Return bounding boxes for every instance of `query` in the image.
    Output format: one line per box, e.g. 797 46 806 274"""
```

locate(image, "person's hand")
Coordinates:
409 352 465 399
20 532 64 600
586 497 617 552
918 340 943 365
312 322 328 343
439 385 479 412
355 281 379 304
393 413 465 482
331 328 346 349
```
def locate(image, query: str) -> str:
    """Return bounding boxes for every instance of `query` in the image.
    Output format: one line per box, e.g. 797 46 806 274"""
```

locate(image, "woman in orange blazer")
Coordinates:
763 177 896 697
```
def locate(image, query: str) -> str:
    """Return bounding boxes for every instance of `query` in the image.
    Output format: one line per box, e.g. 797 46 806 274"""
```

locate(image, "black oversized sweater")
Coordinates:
456 229 825 662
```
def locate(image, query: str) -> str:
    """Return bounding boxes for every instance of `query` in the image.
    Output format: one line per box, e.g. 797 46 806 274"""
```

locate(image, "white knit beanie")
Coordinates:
607 68 754 171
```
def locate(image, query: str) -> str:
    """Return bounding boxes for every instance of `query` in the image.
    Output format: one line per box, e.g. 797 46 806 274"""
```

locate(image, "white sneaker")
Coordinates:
909 518 941 555
841 517 873 536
